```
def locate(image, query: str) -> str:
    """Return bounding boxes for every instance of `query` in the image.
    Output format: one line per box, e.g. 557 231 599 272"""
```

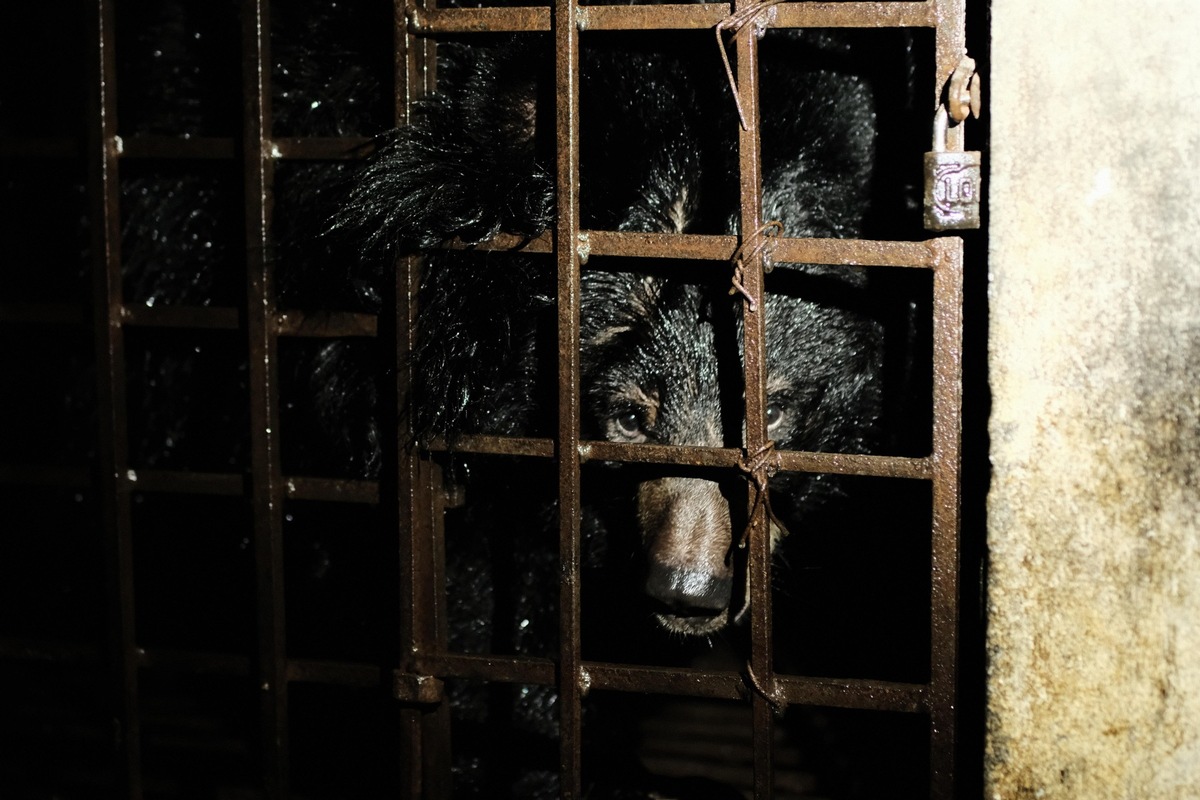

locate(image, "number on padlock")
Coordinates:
924 105 982 231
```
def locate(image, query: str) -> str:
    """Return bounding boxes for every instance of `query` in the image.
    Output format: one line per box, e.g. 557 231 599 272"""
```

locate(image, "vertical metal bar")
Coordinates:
933 0 967 150
730 9 775 799
928 237 963 799
394 4 451 797
931 4 967 794
553 0 583 796
242 1 288 796
91 0 141 795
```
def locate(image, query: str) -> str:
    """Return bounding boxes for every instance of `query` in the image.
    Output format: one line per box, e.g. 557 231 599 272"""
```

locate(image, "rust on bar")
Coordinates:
270 136 374 160
927 237 964 798
424 433 556 459
284 476 380 504
408 6 551 35
288 659 383 687
553 0 586 790
772 1 936 29
579 3 732 31
274 310 379 338
417 652 558 686
775 675 928 713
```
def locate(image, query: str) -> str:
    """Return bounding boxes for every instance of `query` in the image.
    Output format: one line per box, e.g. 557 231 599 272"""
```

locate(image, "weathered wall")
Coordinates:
986 2 1200 798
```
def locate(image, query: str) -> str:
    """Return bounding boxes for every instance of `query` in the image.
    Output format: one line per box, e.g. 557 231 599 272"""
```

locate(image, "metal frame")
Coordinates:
0 1 969 797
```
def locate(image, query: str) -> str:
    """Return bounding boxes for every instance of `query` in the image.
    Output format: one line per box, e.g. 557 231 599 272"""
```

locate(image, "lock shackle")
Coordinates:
933 105 950 153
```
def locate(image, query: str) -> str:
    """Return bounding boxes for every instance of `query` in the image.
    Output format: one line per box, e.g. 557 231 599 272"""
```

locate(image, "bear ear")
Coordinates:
329 36 555 262
580 269 665 347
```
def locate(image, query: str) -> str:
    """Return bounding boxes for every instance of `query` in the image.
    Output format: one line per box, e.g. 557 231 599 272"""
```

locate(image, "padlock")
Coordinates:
924 105 982 231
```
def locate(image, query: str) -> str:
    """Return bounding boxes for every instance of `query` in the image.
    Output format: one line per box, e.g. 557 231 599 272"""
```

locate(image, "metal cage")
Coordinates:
0 1 979 797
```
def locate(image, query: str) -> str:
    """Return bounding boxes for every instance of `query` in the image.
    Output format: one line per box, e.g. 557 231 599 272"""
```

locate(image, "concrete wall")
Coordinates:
986 2 1200 798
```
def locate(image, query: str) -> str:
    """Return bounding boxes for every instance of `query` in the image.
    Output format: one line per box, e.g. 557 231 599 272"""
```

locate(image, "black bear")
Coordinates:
336 31 889 639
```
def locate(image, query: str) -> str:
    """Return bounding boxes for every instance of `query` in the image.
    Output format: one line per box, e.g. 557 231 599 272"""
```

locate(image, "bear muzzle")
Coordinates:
637 476 736 636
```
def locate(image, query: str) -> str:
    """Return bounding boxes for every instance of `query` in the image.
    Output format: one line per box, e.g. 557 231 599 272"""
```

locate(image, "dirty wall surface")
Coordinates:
986 1 1200 798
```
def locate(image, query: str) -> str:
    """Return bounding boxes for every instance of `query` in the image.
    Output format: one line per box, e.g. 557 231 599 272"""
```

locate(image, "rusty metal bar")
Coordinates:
241 1 289 796
411 2 939 36
394 2 452 796
0 464 92 487
0 303 88 325
119 136 237 160
455 229 942 269
416 653 558 686
270 136 374 160
407 6 551 35
274 310 378 338
122 469 244 496
770 1 935 28
727 3 777 796
553 0 585 793
284 476 379 504
928 238 963 798
933 0 967 151
121 305 241 330
0 137 81 158
91 0 142 795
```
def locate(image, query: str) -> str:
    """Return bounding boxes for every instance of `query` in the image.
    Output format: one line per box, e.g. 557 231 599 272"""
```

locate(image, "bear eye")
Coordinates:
765 403 785 431
611 410 644 441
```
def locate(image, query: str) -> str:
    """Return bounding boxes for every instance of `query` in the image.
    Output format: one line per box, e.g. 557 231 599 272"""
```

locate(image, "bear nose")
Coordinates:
644 562 732 617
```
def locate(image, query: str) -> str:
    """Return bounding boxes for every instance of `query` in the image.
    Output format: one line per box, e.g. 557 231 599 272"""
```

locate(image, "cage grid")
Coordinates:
0 0 969 797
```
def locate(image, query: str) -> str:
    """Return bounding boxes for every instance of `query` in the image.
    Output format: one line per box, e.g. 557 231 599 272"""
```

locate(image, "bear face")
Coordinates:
580 268 882 635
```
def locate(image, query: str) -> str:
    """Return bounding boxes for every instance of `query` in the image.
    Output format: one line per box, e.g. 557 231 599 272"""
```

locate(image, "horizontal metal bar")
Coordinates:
584 663 746 700
453 230 942 270
578 3 732 31
0 637 100 664
775 450 932 480
119 136 237 160
442 231 554 254
270 137 374 160
408 3 936 34
406 5 551 34
288 659 382 687
121 469 245 496
585 663 928 712
582 440 932 479
424 434 556 459
775 674 927 713
275 310 378 338
580 440 738 469
0 137 81 158
284 476 380 504
770 238 941 269
424 436 929 479
771 1 936 29
137 648 252 676
122 305 241 330
0 464 91 487
584 230 739 262
416 653 558 686
0 303 88 326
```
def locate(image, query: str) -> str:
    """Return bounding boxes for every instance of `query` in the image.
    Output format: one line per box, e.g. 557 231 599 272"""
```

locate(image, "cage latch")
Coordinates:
392 672 445 705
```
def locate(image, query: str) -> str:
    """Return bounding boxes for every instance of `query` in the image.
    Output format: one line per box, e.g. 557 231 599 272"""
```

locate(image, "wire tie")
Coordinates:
715 0 788 130
728 220 782 312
